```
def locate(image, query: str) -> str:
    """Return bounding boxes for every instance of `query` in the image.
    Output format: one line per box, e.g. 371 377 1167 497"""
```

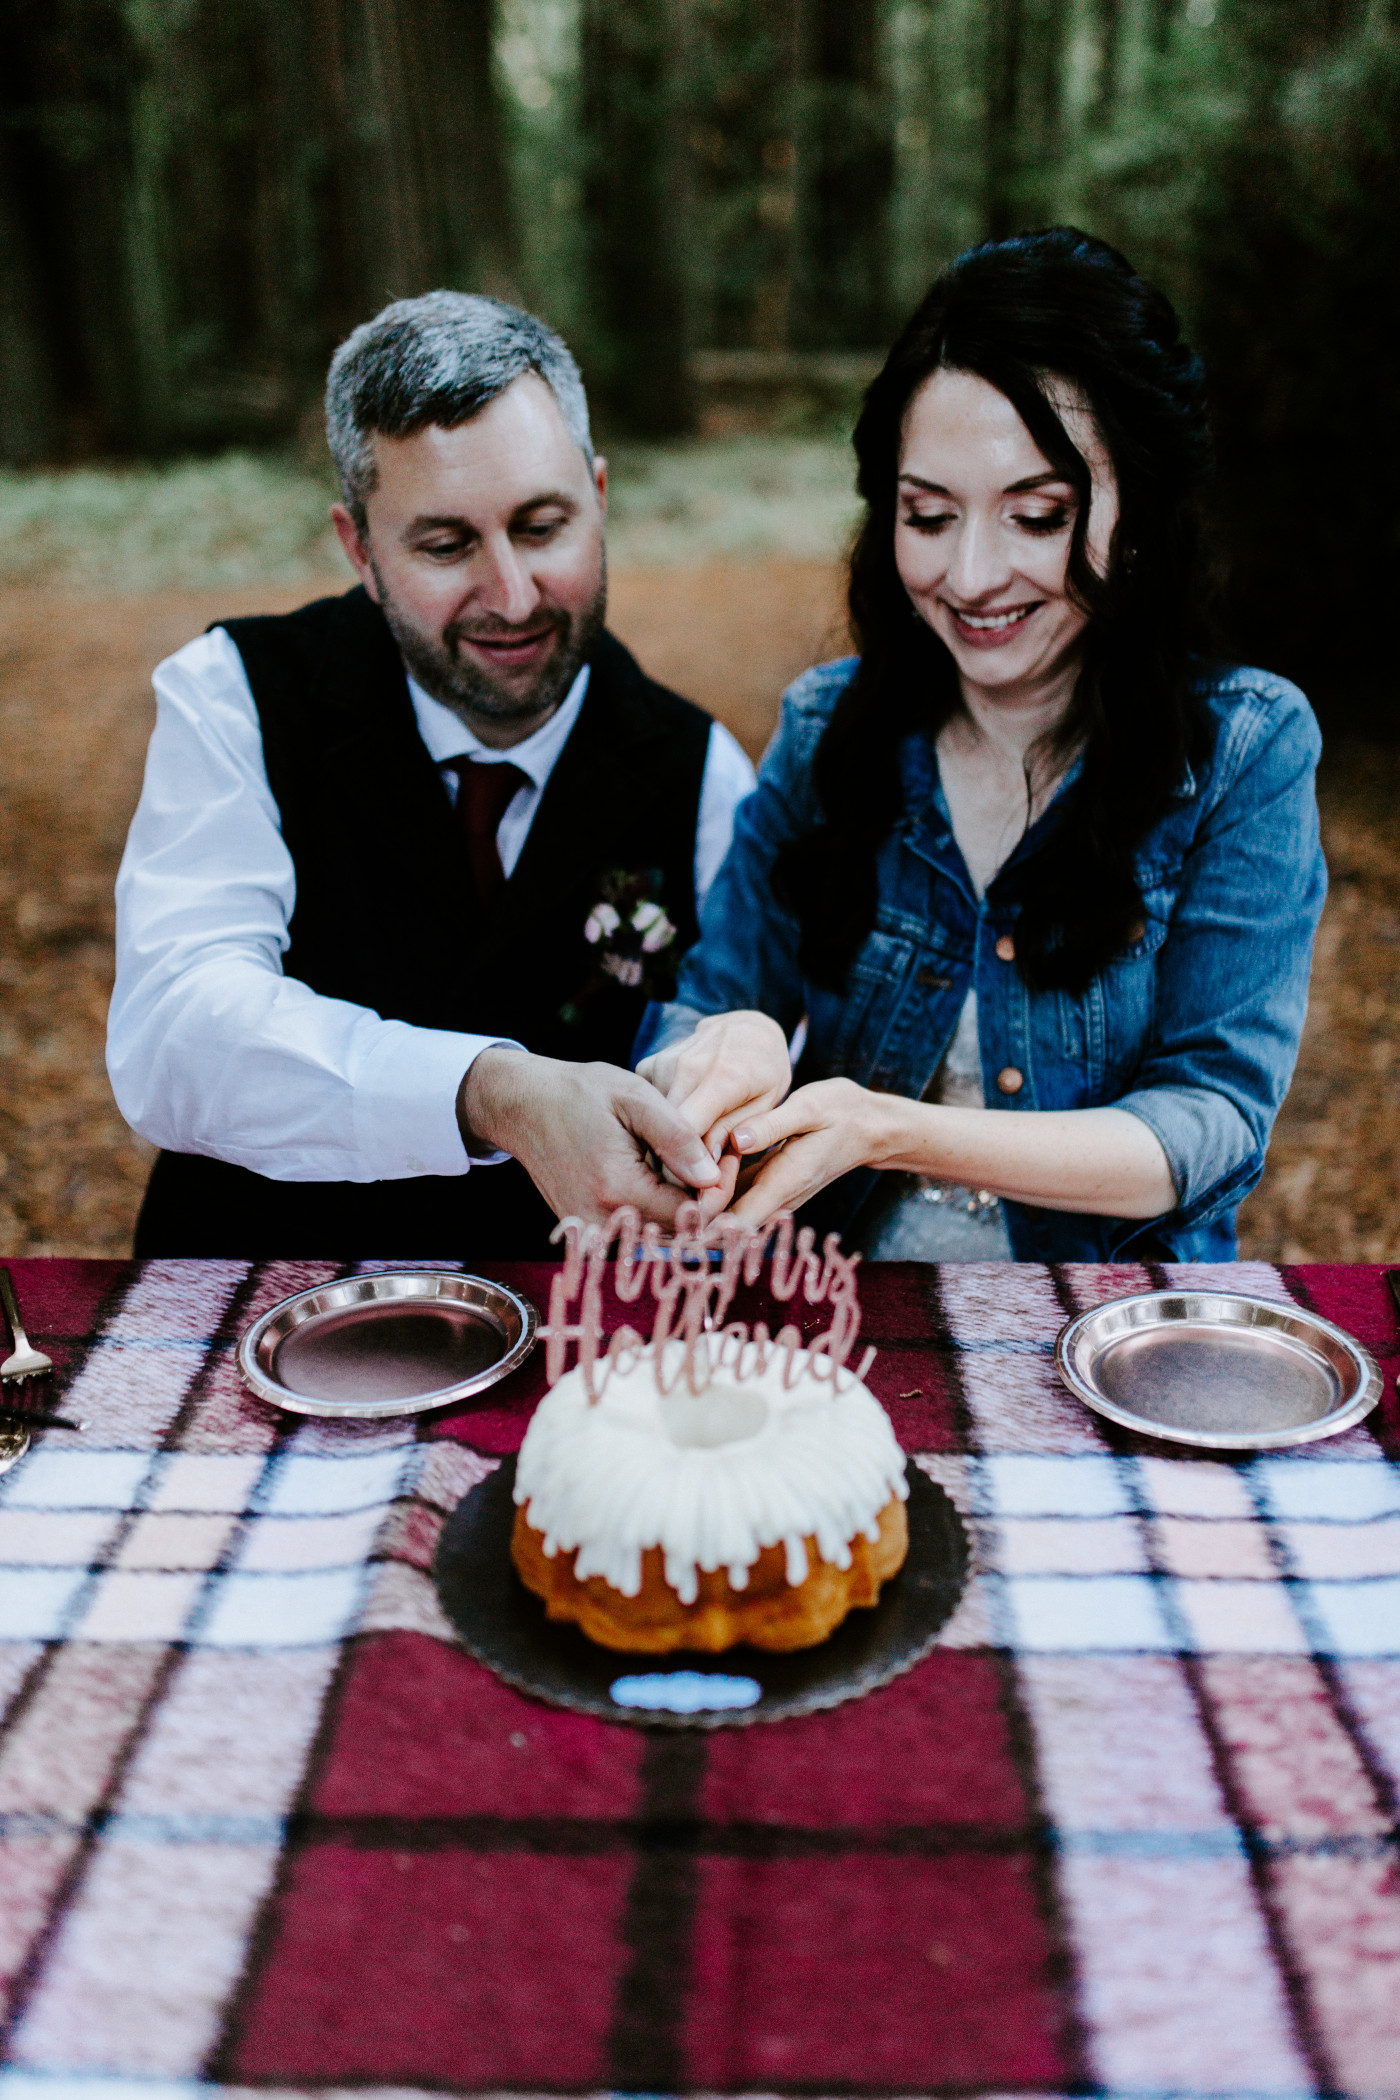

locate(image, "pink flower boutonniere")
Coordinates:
560 868 680 1026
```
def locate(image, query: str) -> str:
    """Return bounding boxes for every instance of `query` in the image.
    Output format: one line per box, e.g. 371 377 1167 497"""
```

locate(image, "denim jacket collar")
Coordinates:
899 729 1086 912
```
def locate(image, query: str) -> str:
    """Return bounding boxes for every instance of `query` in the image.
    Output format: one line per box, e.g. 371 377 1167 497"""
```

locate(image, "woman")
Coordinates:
637 228 1326 1262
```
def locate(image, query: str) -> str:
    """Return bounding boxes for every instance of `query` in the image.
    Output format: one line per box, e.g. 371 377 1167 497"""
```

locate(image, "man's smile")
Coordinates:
454 623 560 670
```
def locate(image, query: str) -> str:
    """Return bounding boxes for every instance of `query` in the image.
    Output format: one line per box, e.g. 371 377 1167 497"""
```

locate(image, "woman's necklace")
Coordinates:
937 722 1072 897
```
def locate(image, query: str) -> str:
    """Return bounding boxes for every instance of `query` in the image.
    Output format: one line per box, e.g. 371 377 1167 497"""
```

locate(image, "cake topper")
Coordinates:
536 1203 876 1402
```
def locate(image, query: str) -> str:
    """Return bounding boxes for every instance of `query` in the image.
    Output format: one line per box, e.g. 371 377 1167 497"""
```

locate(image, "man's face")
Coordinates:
332 373 608 748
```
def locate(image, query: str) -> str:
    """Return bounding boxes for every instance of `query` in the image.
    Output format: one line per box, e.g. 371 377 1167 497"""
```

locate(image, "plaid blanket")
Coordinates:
0 1253 1397 2098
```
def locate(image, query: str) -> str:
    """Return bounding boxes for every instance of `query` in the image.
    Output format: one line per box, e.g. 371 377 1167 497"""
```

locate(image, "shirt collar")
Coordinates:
406 663 591 792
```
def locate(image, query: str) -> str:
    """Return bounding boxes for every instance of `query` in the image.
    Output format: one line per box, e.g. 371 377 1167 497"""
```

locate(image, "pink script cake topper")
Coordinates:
537 1202 876 1402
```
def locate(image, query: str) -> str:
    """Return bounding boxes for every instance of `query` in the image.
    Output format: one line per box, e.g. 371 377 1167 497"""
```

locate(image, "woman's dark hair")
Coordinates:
774 226 1215 996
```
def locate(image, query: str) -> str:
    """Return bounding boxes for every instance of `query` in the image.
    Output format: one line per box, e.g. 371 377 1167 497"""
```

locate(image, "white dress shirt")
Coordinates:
108 625 756 1185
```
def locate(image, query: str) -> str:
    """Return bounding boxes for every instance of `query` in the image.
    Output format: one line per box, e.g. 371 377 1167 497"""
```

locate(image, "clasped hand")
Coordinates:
457 1019 892 1236
637 1011 887 1226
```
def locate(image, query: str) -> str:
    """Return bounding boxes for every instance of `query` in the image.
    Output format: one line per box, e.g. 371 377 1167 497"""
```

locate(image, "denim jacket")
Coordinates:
644 658 1326 1261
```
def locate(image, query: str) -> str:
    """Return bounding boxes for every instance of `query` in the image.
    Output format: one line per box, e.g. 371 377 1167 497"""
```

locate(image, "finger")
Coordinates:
684 1108 755 1167
724 1138 831 1227
621 1143 736 1230
670 1070 764 1145
729 1094 810 1156
732 1151 770 1197
677 1067 793 1154
620 1081 722 1189
701 1094 788 1158
599 1159 692 1231
698 1118 730 1159
689 1153 740 1227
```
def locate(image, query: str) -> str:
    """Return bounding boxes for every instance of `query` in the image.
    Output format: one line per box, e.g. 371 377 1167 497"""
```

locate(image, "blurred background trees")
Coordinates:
2 0 1398 1261
2 0 1398 717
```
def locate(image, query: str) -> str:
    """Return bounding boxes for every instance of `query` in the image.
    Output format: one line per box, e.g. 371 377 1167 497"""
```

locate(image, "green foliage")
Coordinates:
1079 0 1400 710
0 436 858 592
4 0 1397 715
0 454 342 592
604 434 859 563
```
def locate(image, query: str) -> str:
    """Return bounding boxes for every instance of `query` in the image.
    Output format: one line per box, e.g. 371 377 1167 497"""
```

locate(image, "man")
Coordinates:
108 293 756 1256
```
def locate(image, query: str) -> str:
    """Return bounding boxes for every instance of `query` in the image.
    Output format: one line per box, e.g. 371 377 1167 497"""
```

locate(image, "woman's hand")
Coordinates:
724 1078 896 1225
725 1085 1177 1227
637 1009 792 1161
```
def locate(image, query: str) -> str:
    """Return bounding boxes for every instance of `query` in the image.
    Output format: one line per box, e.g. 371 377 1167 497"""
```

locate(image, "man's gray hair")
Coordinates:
325 290 593 527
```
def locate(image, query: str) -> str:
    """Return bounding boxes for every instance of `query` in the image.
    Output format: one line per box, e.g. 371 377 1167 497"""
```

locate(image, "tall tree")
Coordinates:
1182 0 1400 719
327 0 520 312
984 0 1072 239
0 0 520 459
580 0 694 435
793 0 892 347
684 0 892 358
4 0 155 454
684 0 802 355
984 0 1024 240
0 30 63 463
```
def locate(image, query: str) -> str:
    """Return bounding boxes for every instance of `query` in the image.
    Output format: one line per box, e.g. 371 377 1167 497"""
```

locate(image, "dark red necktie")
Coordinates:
448 758 530 904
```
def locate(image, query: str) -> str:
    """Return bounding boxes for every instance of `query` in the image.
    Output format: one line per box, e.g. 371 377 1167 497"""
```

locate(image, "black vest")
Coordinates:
134 586 712 1259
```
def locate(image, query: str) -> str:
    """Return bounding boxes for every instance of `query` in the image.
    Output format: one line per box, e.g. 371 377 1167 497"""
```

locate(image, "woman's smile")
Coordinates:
942 598 1044 646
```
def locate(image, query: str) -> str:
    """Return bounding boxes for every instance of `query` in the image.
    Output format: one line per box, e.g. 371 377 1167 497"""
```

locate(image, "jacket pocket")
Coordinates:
1115 909 1171 964
827 928 916 1074
1057 977 1108 1085
1097 904 1174 1079
1057 881 1177 1087
1123 861 1183 958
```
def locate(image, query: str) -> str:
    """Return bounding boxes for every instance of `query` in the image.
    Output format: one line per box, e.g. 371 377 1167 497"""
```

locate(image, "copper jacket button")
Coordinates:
995 934 1016 962
996 1066 1024 1095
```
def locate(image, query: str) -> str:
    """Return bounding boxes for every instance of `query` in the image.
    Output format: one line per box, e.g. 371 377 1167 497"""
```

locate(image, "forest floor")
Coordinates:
0 444 1396 1260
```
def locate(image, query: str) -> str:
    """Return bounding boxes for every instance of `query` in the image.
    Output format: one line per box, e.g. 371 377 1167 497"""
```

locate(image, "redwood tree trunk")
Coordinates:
580 0 694 436
794 0 892 348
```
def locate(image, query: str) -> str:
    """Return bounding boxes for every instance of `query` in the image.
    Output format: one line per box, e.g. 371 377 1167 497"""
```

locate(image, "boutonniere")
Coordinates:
560 868 680 1026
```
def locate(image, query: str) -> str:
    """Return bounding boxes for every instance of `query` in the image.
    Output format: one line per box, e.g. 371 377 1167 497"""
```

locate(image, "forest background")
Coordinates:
1 0 1399 1258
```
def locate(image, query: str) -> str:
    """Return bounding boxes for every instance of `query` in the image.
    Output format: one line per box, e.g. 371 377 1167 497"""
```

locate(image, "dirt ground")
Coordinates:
0 564 1395 1260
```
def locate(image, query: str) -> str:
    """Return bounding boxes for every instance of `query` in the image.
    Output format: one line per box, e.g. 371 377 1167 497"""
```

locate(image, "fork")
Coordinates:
0 1266 53 1387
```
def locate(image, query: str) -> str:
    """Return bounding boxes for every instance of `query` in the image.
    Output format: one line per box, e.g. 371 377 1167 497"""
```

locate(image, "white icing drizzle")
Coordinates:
513 1344 908 1605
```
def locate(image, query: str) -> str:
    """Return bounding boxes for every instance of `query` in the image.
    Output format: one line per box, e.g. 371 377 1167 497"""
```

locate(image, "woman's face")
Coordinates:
894 366 1119 704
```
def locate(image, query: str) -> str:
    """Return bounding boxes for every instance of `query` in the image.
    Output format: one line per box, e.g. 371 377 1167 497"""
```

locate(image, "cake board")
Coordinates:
434 1457 969 1729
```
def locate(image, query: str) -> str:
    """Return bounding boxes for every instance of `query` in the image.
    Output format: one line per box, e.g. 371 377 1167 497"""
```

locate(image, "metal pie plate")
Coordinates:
1055 1289 1382 1450
434 1457 968 1729
237 1271 538 1419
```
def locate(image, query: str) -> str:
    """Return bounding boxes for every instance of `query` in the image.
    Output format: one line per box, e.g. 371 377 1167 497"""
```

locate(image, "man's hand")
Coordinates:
457 1048 730 1229
637 1009 791 1159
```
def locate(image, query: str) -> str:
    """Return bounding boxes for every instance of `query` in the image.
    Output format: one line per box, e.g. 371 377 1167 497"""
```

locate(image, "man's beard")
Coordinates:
371 557 607 737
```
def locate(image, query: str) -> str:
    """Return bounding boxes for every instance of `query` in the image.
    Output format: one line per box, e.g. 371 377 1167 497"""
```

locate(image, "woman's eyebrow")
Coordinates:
1003 470 1073 494
897 469 1075 496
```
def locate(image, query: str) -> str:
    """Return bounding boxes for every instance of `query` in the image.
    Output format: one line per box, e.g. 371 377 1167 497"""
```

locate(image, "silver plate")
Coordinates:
237 1271 539 1419
1054 1289 1382 1450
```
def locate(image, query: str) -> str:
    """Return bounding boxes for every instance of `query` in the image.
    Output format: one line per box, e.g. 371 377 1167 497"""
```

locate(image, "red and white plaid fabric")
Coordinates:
0 1254 1397 2096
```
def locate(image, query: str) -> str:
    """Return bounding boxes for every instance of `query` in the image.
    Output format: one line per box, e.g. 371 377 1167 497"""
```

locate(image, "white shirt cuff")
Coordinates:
350 1026 519 1180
